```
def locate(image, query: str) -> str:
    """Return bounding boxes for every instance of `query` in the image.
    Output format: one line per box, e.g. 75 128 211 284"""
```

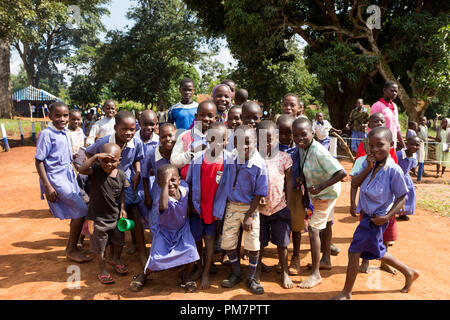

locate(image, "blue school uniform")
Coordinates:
35 123 87 220
348 157 408 260
397 150 418 215
226 150 269 204
85 133 144 206
140 146 171 230
186 150 233 220
135 131 159 227
279 143 296 159
144 185 200 271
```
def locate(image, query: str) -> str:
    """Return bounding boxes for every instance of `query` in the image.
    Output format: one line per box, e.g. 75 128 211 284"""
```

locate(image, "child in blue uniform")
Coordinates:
167 78 198 130
221 125 269 295
277 114 304 275
86 111 147 267
35 102 90 263
397 136 420 221
186 122 232 289
332 127 419 300
141 123 176 232
130 164 200 292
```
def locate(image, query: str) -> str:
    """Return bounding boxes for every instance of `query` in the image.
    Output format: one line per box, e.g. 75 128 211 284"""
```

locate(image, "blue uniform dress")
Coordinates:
348 157 408 260
35 122 88 220
397 150 418 215
141 146 171 231
135 131 159 228
86 133 144 206
144 185 200 271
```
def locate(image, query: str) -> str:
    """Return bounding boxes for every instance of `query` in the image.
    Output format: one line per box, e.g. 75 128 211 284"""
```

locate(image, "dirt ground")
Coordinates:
0 146 449 300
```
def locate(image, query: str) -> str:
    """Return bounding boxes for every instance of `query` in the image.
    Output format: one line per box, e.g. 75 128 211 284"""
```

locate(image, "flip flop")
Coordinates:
108 262 128 274
97 273 114 284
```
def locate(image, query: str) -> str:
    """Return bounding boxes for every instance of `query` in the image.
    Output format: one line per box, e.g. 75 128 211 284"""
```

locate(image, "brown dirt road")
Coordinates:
0 146 449 300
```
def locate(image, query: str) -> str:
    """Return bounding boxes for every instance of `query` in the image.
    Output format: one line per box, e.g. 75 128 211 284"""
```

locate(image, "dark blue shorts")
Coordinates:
190 214 217 242
260 206 291 248
348 214 388 260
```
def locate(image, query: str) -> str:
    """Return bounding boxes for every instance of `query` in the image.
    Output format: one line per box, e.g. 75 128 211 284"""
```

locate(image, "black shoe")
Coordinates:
397 215 410 221
330 244 340 256
221 272 243 288
246 277 264 295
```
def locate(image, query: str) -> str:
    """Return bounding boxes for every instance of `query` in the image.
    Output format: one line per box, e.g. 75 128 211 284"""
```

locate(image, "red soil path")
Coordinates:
0 146 449 300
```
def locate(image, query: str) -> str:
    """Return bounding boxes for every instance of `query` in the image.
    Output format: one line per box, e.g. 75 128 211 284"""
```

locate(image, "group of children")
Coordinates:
35 78 426 299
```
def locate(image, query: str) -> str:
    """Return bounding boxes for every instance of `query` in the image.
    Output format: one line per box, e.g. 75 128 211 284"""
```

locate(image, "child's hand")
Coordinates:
350 205 357 217
243 214 254 232
336 129 343 135
96 152 114 161
370 215 388 226
44 184 58 202
366 154 376 169
120 209 127 219
190 142 207 154
132 172 140 190
308 184 323 195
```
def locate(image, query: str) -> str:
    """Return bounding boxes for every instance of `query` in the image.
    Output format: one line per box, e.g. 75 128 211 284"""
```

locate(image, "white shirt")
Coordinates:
85 117 115 147
312 120 332 140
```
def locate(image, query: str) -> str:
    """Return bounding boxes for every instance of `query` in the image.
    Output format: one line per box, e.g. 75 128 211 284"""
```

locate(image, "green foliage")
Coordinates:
10 65 28 93
68 74 101 106
93 0 205 109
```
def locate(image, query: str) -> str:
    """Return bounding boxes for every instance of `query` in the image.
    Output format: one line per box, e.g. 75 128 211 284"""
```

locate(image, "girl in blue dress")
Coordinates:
130 164 199 292
35 102 90 263
397 136 420 221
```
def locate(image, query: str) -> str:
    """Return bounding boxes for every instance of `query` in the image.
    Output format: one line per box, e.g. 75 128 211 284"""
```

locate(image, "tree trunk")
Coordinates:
0 38 13 118
323 77 368 129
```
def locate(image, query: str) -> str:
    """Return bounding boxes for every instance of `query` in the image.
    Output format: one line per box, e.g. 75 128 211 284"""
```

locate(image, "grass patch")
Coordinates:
418 199 450 217
0 118 44 137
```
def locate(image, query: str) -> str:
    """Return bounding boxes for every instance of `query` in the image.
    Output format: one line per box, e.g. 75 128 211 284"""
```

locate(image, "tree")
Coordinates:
10 0 109 93
68 74 101 107
185 0 450 126
93 0 206 109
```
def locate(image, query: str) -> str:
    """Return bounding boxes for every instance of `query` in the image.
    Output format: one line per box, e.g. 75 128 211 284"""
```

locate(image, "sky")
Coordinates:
9 0 237 78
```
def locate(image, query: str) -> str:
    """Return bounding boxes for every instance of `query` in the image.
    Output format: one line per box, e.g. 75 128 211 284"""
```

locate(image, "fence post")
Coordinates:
32 122 36 143
1 123 10 152
18 120 24 145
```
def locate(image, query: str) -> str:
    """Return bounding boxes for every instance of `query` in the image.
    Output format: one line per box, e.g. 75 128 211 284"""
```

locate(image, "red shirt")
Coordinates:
200 157 224 224
356 141 398 163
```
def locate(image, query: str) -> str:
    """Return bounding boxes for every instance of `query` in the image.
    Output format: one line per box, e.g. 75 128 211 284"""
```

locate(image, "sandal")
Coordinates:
130 274 146 292
97 273 114 284
181 280 198 293
108 262 128 274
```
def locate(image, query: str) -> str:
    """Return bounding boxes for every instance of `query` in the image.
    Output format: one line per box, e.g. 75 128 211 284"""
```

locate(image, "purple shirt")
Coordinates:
227 150 268 204
355 157 408 216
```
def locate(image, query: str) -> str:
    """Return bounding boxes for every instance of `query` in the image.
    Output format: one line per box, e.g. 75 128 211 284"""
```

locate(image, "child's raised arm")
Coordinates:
351 154 376 189
159 172 171 212
35 159 57 202
78 153 111 175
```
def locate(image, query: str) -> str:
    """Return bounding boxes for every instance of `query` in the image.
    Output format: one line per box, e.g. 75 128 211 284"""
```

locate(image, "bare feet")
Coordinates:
281 272 294 289
288 256 301 275
330 291 352 300
199 274 210 290
359 259 370 273
401 269 420 293
380 262 397 275
66 248 92 263
298 272 322 289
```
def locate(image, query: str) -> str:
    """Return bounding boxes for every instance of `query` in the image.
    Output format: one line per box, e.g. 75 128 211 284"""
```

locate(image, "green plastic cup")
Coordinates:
117 217 135 232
